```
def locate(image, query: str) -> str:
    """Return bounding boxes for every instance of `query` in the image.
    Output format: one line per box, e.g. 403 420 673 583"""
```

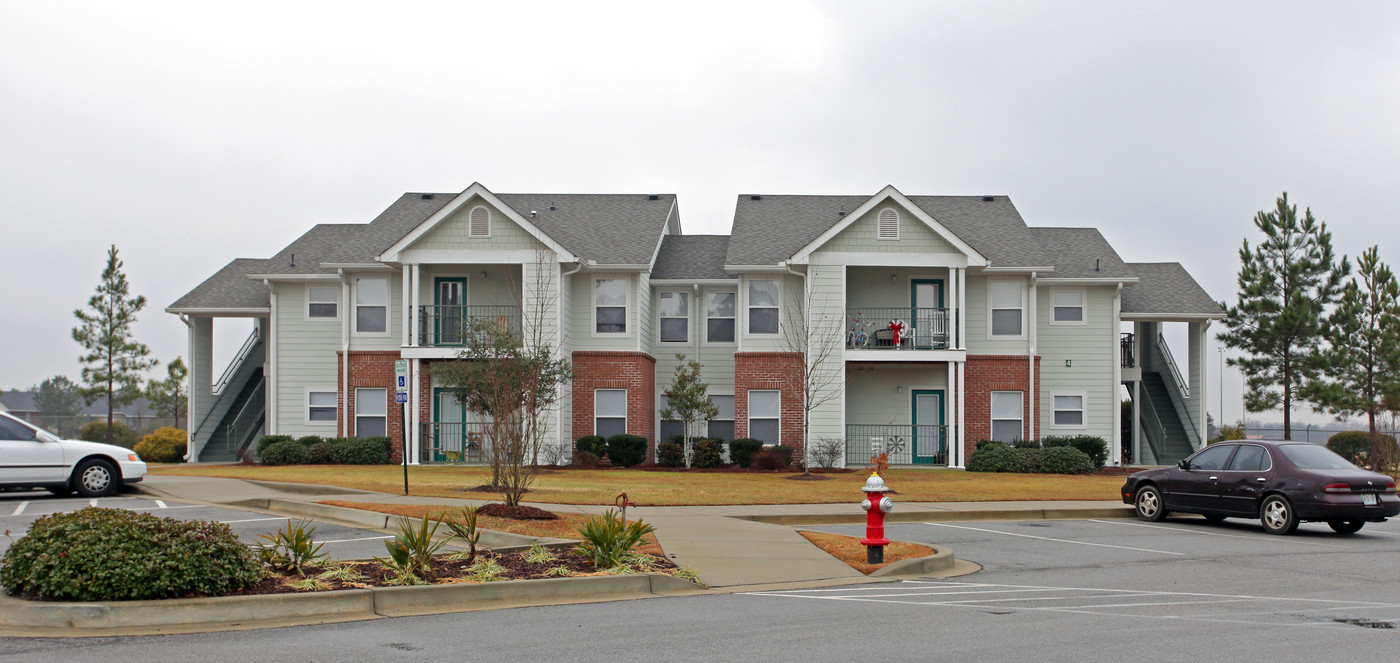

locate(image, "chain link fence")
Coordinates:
10 414 182 440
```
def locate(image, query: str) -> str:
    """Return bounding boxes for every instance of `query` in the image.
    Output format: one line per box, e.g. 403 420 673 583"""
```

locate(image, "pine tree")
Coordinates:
660 354 719 469
34 375 83 434
1305 246 1400 463
1218 193 1349 439
145 357 189 430
72 245 157 444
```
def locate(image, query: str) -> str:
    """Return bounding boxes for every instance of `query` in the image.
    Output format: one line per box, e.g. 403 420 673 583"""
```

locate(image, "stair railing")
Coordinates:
214 327 261 396
1156 333 1189 398
1138 387 1167 465
223 379 266 458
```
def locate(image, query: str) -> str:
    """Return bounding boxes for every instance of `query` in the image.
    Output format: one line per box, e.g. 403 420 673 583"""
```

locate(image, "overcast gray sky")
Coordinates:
3 1 1397 427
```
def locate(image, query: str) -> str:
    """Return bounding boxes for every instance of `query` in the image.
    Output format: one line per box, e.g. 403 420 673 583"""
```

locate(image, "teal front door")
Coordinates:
910 279 945 349
435 277 467 345
912 389 946 465
432 388 468 462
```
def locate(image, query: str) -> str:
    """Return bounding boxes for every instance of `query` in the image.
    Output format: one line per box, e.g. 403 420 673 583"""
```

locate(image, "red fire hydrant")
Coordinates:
860 471 894 563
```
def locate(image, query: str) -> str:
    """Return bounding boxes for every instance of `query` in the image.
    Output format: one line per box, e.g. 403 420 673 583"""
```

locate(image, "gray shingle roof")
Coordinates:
652 235 732 280
167 258 271 311
726 194 1044 267
1029 228 1135 278
1121 263 1225 317
496 193 675 266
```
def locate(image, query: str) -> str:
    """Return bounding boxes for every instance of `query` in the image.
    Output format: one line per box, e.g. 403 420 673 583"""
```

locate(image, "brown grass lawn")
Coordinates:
797 531 937 575
319 501 665 556
152 464 1122 505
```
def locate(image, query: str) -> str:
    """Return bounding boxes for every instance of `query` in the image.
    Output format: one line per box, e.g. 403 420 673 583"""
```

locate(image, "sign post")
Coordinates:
395 359 409 496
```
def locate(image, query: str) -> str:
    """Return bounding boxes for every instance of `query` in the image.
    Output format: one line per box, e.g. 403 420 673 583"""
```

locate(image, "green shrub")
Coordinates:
1043 435 1109 470
772 445 795 467
295 435 325 447
693 438 723 468
1039 446 1096 474
575 509 656 569
332 437 392 465
576 435 607 460
966 442 1025 473
134 427 187 463
305 442 337 465
606 434 648 468
79 421 140 448
728 439 763 468
1012 439 1041 449
0 507 262 601
256 434 294 458
752 446 790 470
260 439 309 466
1328 431 1372 465
657 437 684 467
974 439 1003 452
1015 447 1043 473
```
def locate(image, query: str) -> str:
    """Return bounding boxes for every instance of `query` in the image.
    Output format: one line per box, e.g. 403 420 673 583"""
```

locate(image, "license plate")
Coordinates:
1363 494 1378 505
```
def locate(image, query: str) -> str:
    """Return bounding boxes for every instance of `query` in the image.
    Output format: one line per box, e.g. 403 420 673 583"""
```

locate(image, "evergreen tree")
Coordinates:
34 375 83 434
1218 193 1349 439
72 245 157 444
145 357 189 430
660 354 719 469
1305 246 1400 463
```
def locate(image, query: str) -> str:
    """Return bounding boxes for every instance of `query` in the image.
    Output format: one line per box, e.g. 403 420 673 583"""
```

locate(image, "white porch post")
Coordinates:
410 264 421 346
410 357 421 465
956 361 966 468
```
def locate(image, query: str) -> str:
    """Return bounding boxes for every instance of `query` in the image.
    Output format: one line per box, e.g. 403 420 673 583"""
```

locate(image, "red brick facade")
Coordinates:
338 350 408 463
571 351 656 460
734 352 806 459
963 354 1042 461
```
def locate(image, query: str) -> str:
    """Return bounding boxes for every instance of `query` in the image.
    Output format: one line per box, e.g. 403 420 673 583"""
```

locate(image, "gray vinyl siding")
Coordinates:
739 273 804 352
556 269 573 451
845 364 949 426
415 265 520 309
570 272 639 351
846 266 951 310
274 282 342 437
415 197 546 252
1035 285 1116 440
806 263 845 448
654 284 738 422
349 272 403 352
637 272 652 354
964 274 1031 355
821 204 957 254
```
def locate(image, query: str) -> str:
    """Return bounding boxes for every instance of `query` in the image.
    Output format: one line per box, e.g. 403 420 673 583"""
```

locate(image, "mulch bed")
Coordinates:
477 503 559 520
784 473 833 481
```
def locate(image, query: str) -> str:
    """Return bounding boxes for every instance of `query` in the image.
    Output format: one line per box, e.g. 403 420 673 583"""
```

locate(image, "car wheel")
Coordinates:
1328 520 1364 534
1260 495 1299 535
1135 485 1166 522
72 459 118 498
47 486 74 497
1202 513 1226 523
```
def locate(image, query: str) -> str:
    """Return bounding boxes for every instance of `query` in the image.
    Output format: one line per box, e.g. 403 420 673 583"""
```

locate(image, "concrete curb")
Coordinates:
0 573 706 637
869 544 955 577
744 506 1134 526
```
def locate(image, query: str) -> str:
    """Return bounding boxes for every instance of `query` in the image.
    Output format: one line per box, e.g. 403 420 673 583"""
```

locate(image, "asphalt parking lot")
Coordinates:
0 491 396 560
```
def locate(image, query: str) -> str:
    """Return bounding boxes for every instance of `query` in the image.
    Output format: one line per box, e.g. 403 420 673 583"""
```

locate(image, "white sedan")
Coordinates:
0 411 147 497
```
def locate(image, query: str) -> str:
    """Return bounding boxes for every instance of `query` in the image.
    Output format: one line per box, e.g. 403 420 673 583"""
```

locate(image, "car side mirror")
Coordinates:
35 430 61 444
1177 459 1189 470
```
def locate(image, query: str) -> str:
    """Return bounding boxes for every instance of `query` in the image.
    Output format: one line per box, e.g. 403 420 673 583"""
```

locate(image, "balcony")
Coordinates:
846 307 950 350
417 305 522 347
844 424 951 466
419 421 488 463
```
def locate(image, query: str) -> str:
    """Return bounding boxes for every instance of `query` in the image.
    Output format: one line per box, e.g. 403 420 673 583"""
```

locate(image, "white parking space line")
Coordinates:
1087 519 1354 548
221 517 295 524
320 535 393 544
154 500 167 508
11 502 26 516
922 522 1184 555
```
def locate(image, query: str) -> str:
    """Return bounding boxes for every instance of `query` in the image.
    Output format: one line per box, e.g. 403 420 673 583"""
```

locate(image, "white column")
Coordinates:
410 264 421 346
1111 284 1123 465
956 360 966 467
1132 380 1142 464
956 268 967 350
410 358 421 465
401 265 411 347
946 361 955 467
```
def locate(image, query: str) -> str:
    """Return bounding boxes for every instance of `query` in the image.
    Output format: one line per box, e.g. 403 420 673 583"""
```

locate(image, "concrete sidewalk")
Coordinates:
136 475 1131 589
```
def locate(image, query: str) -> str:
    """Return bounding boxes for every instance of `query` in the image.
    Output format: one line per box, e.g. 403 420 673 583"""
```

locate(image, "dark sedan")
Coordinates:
1121 440 1399 534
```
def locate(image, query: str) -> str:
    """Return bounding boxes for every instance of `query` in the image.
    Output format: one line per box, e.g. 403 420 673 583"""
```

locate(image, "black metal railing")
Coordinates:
417 305 522 346
845 308 950 350
419 421 492 463
844 424 950 466
1121 332 1136 368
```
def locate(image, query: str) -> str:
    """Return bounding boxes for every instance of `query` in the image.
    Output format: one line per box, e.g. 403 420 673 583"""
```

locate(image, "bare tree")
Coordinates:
782 271 845 472
660 354 719 469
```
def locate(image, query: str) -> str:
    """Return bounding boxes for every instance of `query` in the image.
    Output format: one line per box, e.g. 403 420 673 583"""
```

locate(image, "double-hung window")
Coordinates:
706 292 736 343
708 395 735 443
307 285 339 320
355 277 389 334
748 390 780 445
595 389 627 437
595 278 627 334
989 280 1024 337
747 280 779 335
990 391 1023 443
658 291 689 343
355 388 387 437
1052 393 1085 427
1051 288 1085 325
308 390 337 424
658 394 683 441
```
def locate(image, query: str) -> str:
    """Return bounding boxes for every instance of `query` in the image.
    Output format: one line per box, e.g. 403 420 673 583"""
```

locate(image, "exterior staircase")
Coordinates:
1137 371 1195 465
198 368 264 462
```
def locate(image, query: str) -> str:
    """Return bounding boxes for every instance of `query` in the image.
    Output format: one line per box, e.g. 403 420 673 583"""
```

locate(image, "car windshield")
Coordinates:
1278 444 1357 470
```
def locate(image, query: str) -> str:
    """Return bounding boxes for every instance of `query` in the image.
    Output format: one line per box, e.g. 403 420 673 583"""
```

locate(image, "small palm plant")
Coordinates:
376 514 447 582
254 519 327 576
575 509 656 569
442 506 482 563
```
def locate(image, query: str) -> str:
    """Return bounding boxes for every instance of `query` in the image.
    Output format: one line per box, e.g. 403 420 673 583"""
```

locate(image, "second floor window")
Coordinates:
307 285 338 320
706 292 736 343
595 278 627 334
658 291 689 343
748 280 779 335
1051 289 1085 324
989 280 1024 337
355 278 388 334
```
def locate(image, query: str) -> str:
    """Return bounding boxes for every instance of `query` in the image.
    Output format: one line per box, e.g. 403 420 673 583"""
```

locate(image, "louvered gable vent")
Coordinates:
878 208 899 240
469 206 491 237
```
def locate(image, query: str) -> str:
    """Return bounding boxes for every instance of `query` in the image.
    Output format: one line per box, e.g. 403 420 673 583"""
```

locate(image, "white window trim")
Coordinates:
990 390 1025 442
656 290 691 344
703 289 737 346
592 275 631 337
744 277 782 337
1049 287 1087 326
747 389 781 446
354 387 388 437
305 284 340 322
594 388 628 436
306 387 338 426
353 276 392 337
877 207 900 241
706 391 736 440
1050 391 1088 429
986 278 1027 340
468 205 492 238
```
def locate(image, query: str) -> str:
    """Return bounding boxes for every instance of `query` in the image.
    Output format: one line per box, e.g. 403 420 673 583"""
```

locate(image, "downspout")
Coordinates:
1028 272 1037 442
263 279 277 435
338 269 351 437
179 314 194 461
1112 283 1123 465
785 262 809 466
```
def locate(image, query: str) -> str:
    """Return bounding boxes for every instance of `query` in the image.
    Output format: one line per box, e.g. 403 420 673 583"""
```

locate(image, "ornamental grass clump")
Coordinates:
376 514 447 583
253 519 327 576
575 509 656 569
0 507 262 601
